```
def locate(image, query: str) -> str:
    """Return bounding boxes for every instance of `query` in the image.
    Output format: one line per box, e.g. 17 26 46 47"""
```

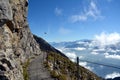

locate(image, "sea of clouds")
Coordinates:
51 32 120 79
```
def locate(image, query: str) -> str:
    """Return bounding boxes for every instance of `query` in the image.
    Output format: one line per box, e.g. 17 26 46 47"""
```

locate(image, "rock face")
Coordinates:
0 0 13 26
0 0 41 80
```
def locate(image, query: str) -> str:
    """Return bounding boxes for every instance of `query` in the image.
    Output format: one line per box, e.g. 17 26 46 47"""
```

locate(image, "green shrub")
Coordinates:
47 55 54 62
58 74 67 80
50 70 59 78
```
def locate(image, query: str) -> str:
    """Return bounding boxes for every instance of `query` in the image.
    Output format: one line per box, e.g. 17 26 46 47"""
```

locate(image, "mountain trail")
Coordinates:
28 52 54 80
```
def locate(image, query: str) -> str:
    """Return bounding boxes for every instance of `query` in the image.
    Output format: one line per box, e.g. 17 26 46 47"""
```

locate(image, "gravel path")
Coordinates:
28 52 54 80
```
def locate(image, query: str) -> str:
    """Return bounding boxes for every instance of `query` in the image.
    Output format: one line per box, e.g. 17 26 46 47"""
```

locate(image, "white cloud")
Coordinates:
79 56 84 59
79 62 93 71
79 62 87 66
86 1 102 19
104 52 120 60
55 7 62 16
65 52 85 62
92 48 105 52
99 65 104 68
91 51 99 55
105 72 120 79
70 15 87 23
66 52 77 60
77 41 86 44
59 27 71 35
107 48 117 53
56 48 63 52
71 58 76 62
70 1 102 23
74 47 86 51
93 32 120 47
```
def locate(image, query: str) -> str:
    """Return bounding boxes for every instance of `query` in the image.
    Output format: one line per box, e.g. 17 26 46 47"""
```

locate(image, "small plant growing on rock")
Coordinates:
22 59 30 80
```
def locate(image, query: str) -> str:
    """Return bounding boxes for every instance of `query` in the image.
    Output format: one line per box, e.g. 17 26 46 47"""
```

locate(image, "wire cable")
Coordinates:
79 59 120 69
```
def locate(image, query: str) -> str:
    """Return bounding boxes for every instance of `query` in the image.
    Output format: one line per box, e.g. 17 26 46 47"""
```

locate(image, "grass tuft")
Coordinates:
22 59 30 80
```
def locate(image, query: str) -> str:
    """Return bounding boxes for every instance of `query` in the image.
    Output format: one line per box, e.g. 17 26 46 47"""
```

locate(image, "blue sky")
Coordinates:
28 0 120 42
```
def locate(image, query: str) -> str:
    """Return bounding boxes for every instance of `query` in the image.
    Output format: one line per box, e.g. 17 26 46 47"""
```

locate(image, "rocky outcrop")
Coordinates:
0 0 13 26
0 0 41 80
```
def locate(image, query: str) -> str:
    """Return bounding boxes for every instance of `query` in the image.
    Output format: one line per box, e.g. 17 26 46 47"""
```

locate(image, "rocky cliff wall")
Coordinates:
0 0 41 80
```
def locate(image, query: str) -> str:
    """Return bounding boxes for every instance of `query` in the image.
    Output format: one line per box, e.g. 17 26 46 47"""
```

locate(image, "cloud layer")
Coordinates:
66 52 77 62
104 53 120 60
79 62 93 71
105 72 120 79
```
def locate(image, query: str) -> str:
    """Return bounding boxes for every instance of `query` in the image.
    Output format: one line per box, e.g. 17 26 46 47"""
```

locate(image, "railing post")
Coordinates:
77 57 80 80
